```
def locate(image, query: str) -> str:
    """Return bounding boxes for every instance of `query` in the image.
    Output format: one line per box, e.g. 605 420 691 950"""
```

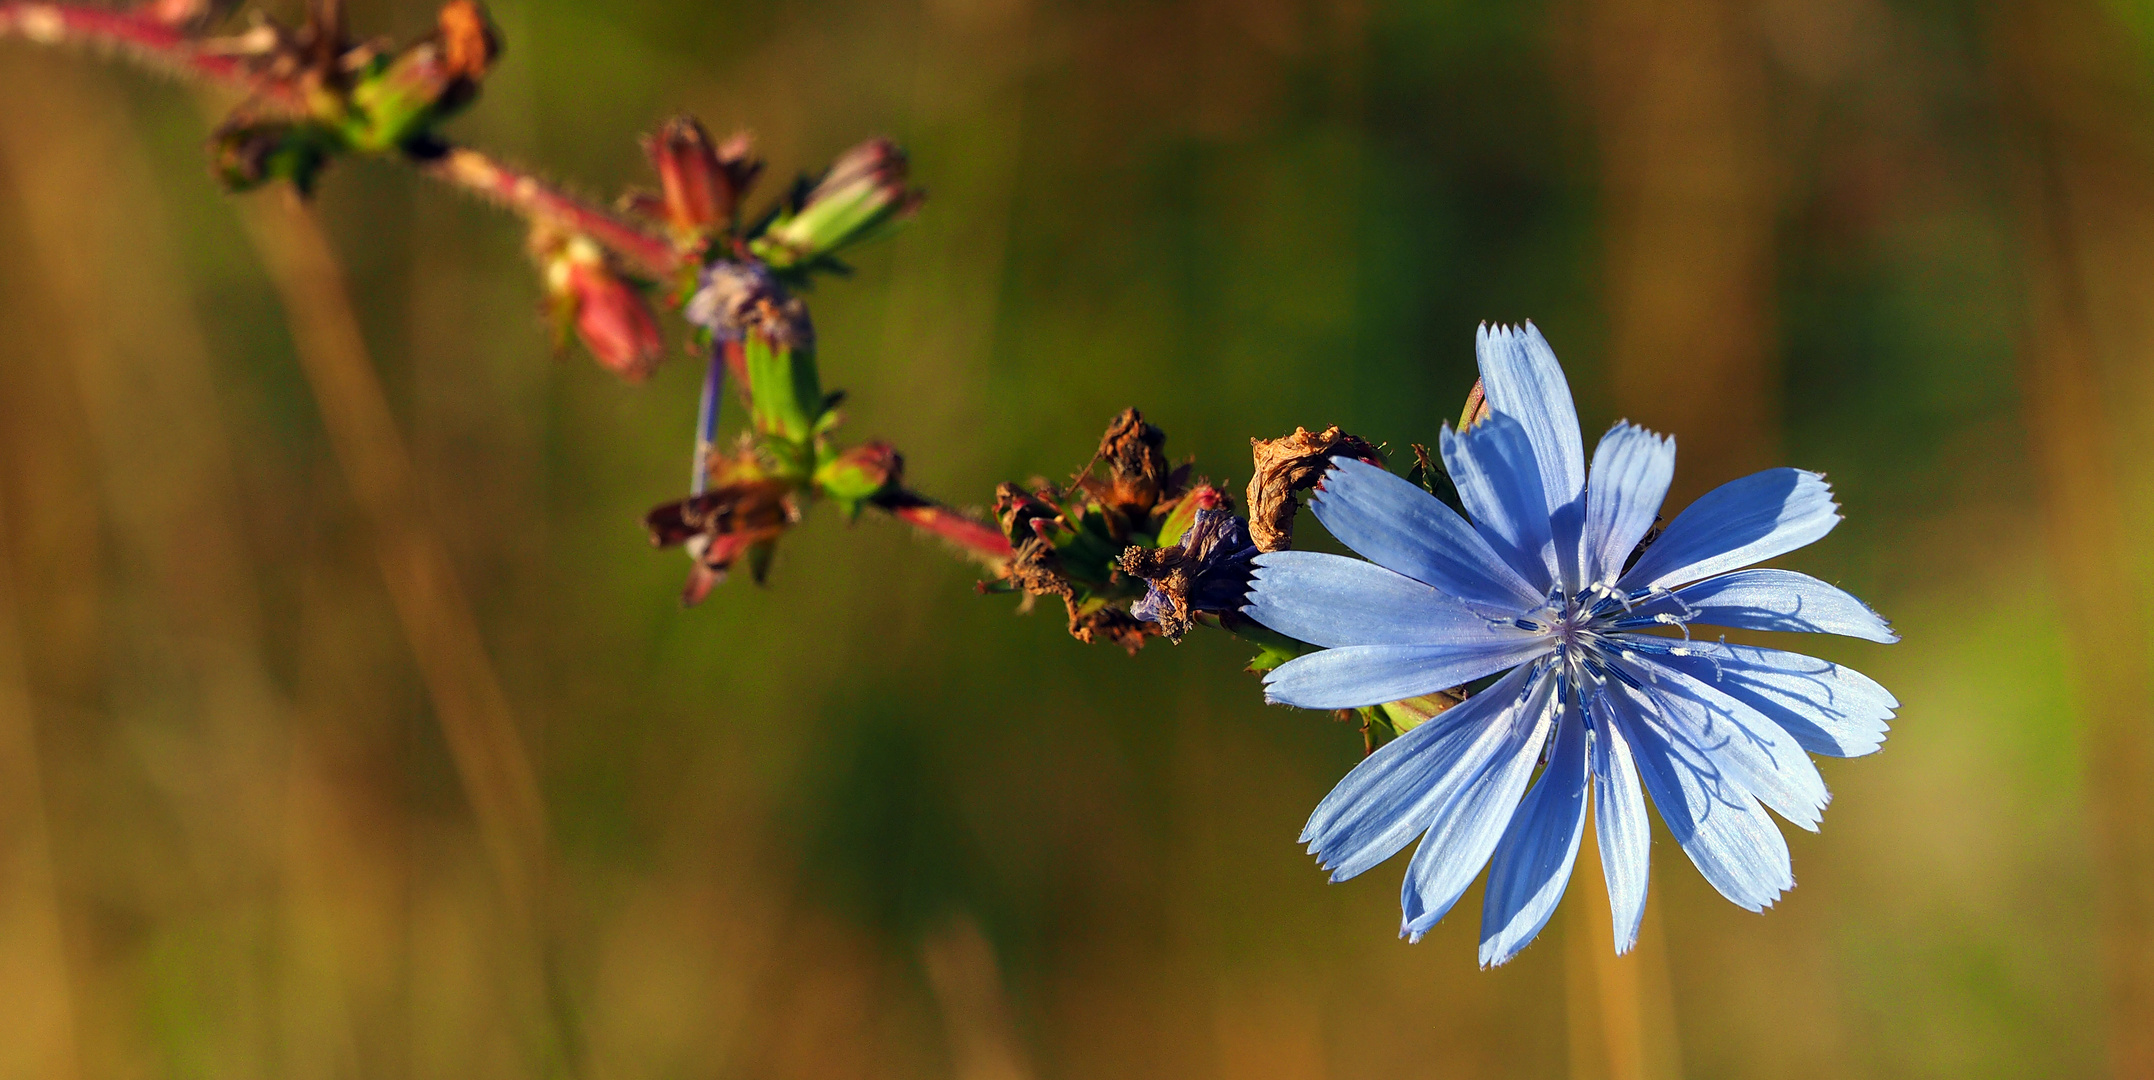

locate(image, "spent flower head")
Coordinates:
1244 322 1898 965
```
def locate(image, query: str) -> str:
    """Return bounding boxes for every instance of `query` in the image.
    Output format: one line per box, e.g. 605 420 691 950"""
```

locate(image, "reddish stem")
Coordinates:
878 494 1013 567
0 5 682 279
421 147 681 278
0 3 305 109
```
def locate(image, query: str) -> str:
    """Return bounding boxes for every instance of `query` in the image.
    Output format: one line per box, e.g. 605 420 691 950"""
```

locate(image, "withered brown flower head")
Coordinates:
684 261 813 351
645 478 796 605
1245 425 1383 553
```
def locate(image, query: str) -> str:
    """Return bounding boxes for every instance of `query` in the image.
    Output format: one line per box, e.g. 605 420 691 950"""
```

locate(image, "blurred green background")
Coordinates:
0 0 2148 1076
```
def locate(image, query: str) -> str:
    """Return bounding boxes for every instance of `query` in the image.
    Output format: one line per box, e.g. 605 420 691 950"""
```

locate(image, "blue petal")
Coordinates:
1583 422 1675 587
1301 665 1539 882
1618 468 1840 592
1613 654 1829 830
1606 680 1793 911
1477 322 1586 519
1400 668 1563 941
1622 640 1894 757
1245 551 1505 648
1262 637 1550 711
1309 458 1543 610
1588 690 1652 953
1440 413 1556 592
1611 568 1896 643
1479 689 1589 966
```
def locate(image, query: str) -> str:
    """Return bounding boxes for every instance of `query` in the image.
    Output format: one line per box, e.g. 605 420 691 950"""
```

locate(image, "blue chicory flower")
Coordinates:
1243 322 1898 966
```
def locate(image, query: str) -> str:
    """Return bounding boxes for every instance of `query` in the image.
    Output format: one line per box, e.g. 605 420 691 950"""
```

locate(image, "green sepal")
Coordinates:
742 330 822 446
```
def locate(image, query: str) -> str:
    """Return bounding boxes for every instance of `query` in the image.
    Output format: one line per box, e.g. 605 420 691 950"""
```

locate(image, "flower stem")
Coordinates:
691 341 723 496
417 145 681 278
872 489 1013 567
0 3 305 107
0 5 684 278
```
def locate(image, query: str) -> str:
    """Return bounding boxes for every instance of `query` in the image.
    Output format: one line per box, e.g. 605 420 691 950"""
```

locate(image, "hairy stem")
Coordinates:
418 145 681 277
875 489 1014 567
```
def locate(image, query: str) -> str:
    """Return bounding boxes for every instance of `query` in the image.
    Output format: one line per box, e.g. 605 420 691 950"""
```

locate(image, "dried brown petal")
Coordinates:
645 478 795 604
436 0 499 81
1245 426 1383 553
1003 537 1073 602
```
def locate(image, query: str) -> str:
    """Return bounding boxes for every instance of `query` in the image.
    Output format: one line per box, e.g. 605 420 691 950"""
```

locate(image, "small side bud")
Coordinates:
1459 378 1491 429
815 442 902 515
539 233 665 382
751 137 922 269
343 0 499 152
209 117 334 194
643 116 754 237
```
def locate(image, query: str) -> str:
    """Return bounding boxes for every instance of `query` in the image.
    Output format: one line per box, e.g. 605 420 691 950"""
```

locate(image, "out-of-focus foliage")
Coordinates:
0 0 2147 1077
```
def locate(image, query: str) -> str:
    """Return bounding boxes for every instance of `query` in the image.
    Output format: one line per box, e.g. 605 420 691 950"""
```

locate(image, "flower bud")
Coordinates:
751 137 922 269
209 117 335 194
540 234 664 382
343 1 499 152
643 117 760 236
814 442 901 514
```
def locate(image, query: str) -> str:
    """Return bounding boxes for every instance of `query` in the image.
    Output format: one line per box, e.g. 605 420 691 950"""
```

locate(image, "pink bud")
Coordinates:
643 117 760 236
541 234 664 382
566 260 664 381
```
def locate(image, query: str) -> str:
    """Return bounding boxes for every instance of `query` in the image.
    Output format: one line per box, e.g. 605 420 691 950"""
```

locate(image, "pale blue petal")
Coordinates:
1612 654 1829 830
1611 568 1896 643
1589 691 1652 953
1626 640 1895 757
1440 413 1556 592
1606 680 1794 911
1401 670 1563 941
1262 637 1550 711
1479 689 1589 966
1583 422 1675 587
1301 665 1539 882
1477 322 1586 517
1245 551 1502 648
1308 458 1543 609
1618 469 1840 592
